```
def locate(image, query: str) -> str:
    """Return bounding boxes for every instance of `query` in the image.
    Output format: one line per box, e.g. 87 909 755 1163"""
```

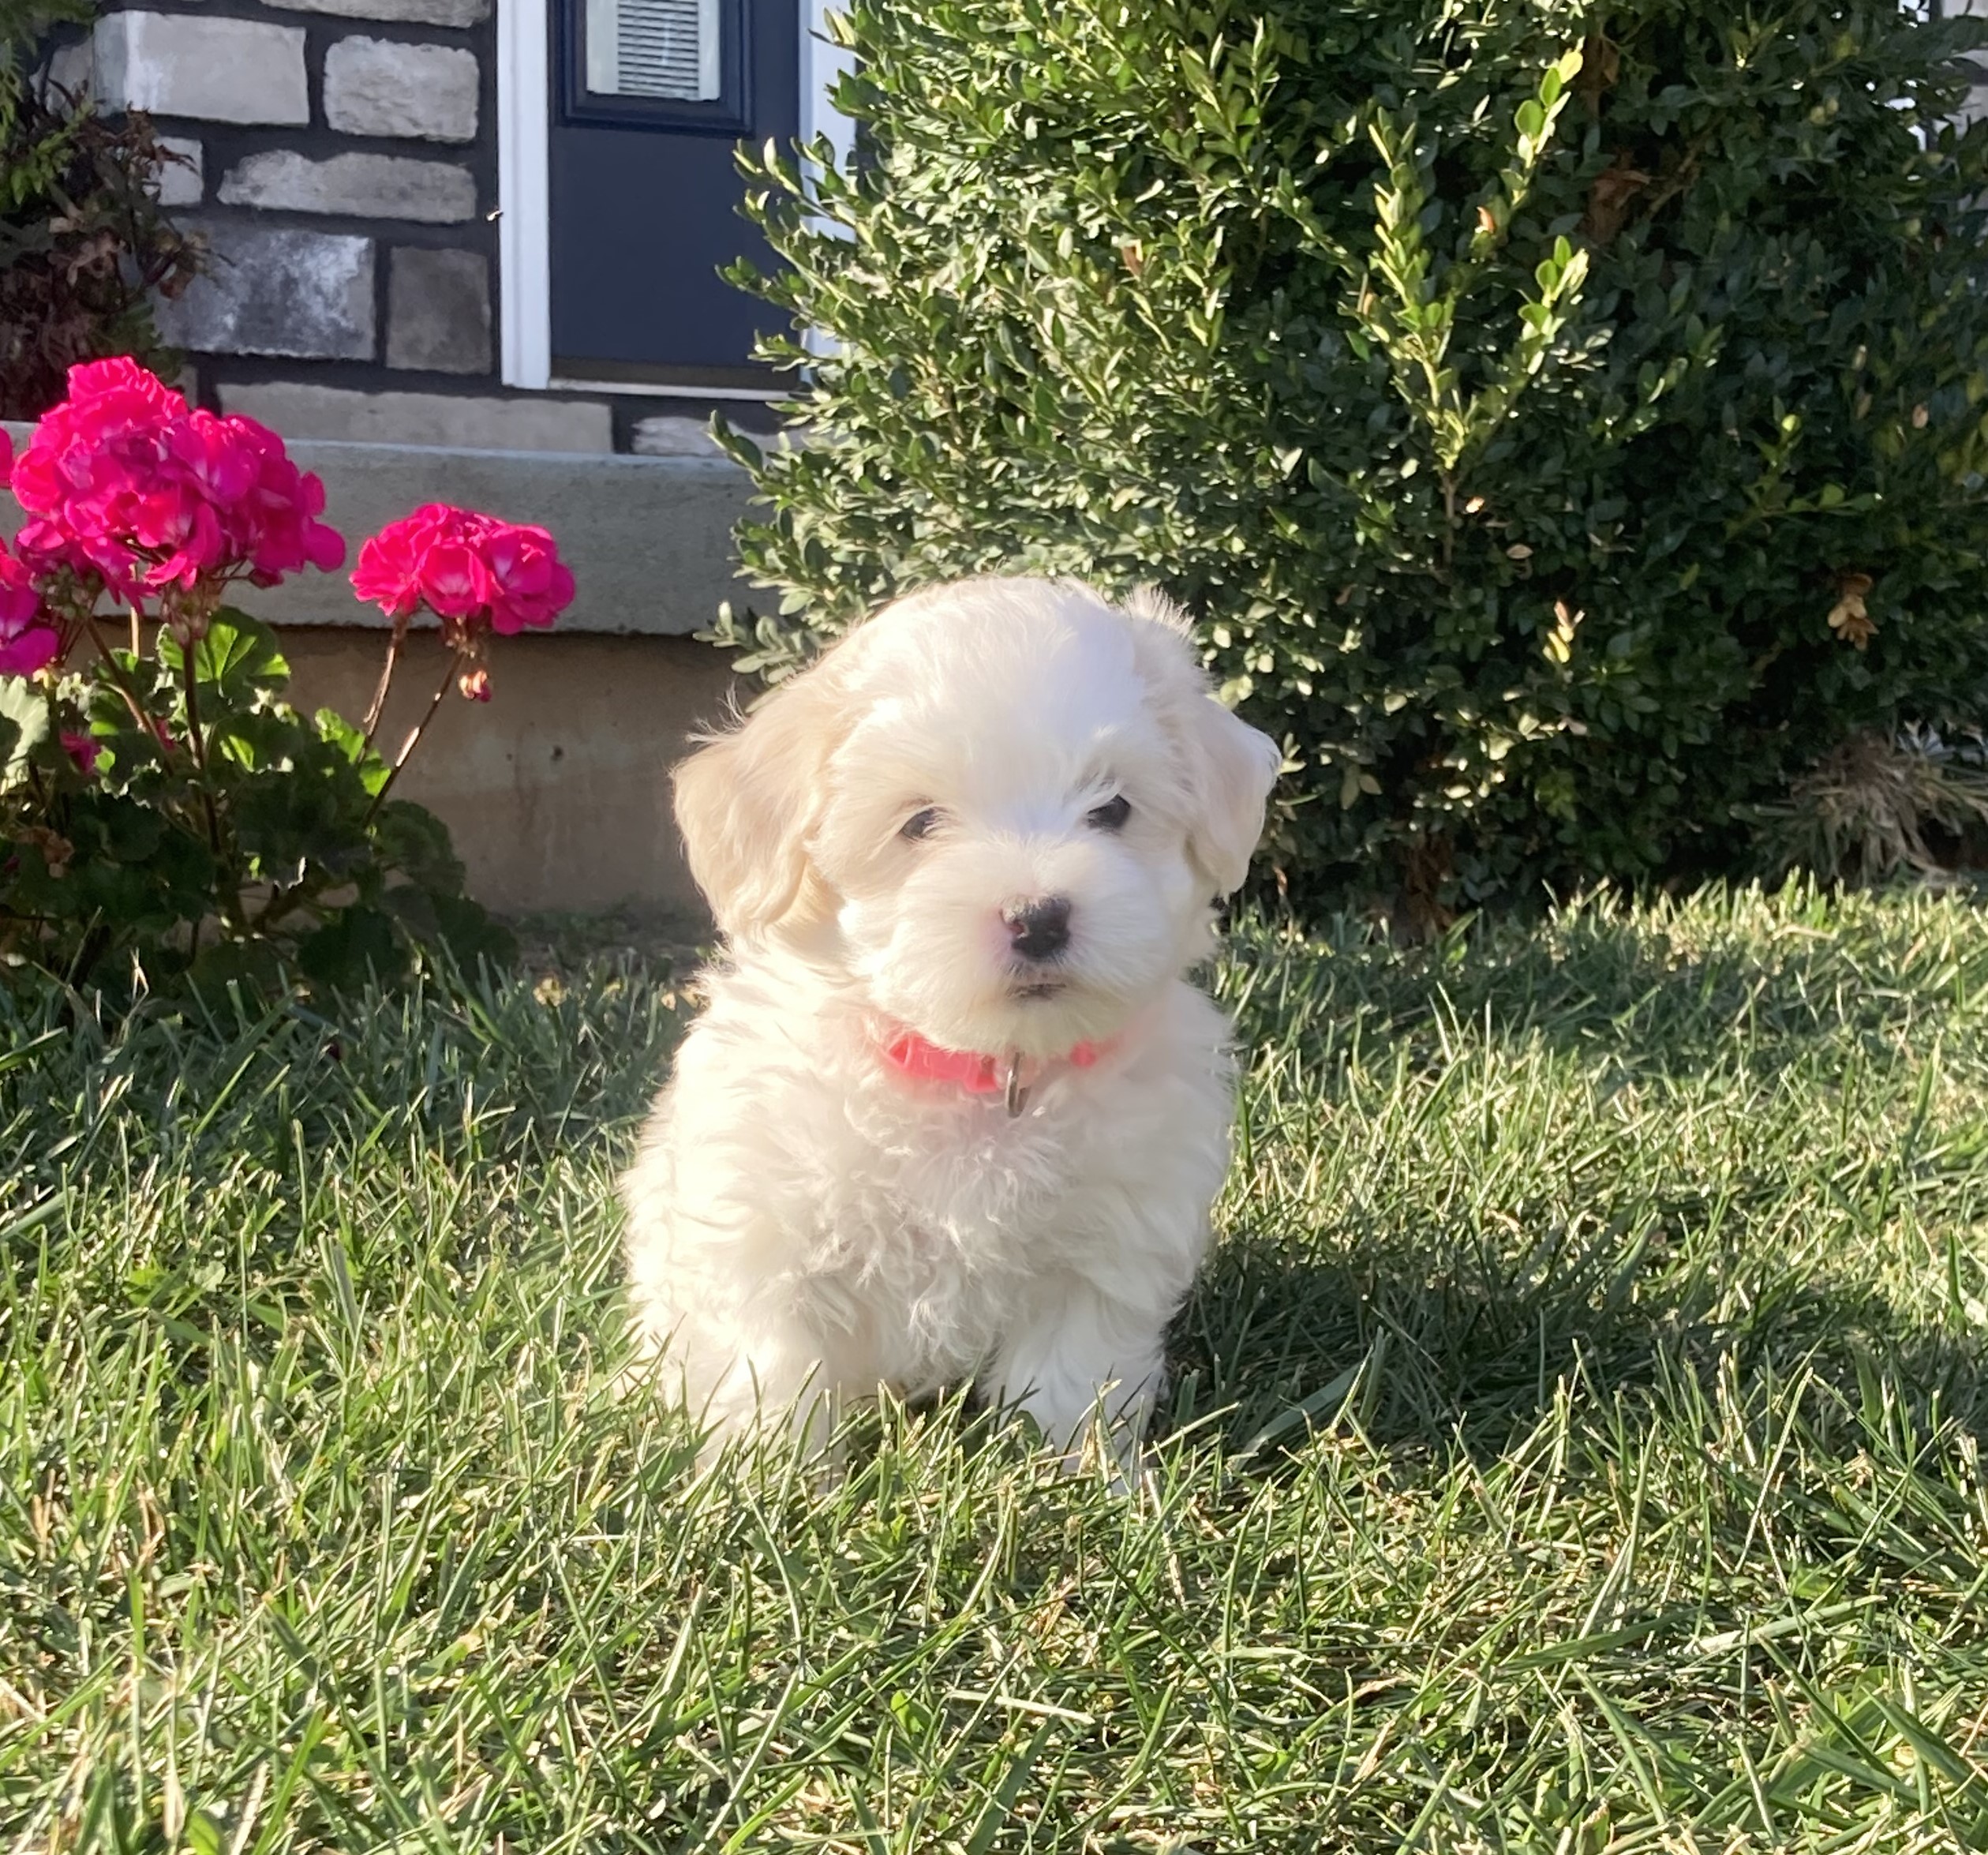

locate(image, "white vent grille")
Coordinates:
584 0 721 101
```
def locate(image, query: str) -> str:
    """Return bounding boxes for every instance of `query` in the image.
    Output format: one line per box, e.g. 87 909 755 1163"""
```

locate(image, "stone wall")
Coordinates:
43 1 767 459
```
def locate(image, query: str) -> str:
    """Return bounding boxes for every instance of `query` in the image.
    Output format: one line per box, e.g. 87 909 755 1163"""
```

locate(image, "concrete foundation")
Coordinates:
283 626 732 920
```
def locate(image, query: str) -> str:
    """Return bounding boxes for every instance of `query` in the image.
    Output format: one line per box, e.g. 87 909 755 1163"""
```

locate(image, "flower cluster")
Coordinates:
6 358 344 624
352 503 575 699
0 542 59 677
2 360 573 728
353 504 575 635
2 358 576 993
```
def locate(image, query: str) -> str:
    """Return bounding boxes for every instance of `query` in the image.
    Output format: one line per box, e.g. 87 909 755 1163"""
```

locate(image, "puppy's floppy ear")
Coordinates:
1120 585 1283 896
673 647 854 939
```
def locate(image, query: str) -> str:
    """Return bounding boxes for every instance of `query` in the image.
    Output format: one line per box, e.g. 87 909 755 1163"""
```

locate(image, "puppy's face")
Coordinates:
676 578 1281 1058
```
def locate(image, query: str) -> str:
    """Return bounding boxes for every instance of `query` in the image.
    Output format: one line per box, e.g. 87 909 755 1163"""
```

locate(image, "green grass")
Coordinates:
4 883 1988 1853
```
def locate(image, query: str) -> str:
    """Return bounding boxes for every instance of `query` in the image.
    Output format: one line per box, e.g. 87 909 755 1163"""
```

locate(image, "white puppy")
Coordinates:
620 575 1279 1464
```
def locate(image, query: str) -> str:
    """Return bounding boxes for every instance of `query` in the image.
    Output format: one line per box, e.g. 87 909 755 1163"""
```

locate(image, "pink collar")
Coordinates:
879 1027 1104 1116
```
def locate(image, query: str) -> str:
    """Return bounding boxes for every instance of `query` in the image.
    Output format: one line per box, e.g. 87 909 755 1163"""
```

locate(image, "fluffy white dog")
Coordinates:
620 575 1279 1463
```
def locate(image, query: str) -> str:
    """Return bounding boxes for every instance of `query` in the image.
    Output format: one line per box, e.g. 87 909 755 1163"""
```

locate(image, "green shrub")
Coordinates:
715 0 1988 909
1 0 199 419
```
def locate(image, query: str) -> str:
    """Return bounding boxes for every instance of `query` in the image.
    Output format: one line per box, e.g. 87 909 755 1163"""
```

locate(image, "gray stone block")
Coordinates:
93 13 309 126
631 414 725 457
39 36 92 99
284 445 748 635
387 247 492 373
324 36 478 142
155 225 374 360
154 136 203 208
219 150 476 223
219 383 614 452
260 0 490 25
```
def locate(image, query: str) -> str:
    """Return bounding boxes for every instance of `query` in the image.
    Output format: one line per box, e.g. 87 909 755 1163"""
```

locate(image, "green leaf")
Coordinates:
185 936 287 1010
156 609 290 718
0 676 51 792
380 881 442 942
425 892 518 975
315 708 392 796
373 800 466 896
298 905 409 993
232 764 373 888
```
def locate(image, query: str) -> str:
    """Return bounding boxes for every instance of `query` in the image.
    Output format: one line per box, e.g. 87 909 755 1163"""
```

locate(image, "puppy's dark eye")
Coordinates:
900 807 942 841
1087 794 1132 831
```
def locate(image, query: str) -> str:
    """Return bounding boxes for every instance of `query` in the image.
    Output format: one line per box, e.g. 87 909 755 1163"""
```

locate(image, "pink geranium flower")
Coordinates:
7 360 343 606
0 545 61 676
67 355 189 418
189 413 346 586
480 519 575 635
416 527 497 621
0 619 61 678
350 503 455 620
130 478 229 590
353 504 575 682
0 545 42 626
61 730 101 777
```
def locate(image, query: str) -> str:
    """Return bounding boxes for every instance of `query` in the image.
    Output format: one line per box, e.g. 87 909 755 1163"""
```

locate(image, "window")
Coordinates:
584 0 720 102
563 0 747 133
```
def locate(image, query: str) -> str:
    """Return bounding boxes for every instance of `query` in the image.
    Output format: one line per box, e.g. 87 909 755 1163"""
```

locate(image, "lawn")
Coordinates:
4 884 1986 1853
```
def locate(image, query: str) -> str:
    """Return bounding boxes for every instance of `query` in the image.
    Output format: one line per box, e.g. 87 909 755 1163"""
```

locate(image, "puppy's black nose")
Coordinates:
1003 895 1071 962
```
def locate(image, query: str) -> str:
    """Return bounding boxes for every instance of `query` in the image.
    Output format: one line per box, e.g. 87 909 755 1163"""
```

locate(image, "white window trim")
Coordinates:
499 0 853 395
496 0 552 389
798 0 856 175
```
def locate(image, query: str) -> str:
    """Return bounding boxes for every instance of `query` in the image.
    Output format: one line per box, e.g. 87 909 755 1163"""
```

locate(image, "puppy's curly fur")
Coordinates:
621 575 1279 1461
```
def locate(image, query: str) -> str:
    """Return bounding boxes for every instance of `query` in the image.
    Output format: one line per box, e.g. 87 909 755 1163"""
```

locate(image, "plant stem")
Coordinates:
180 642 208 774
129 604 142 657
180 641 245 932
83 613 159 741
365 654 455 823
361 623 406 748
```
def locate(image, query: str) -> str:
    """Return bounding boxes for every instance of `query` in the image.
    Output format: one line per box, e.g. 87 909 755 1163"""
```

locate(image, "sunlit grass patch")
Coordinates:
4 883 1986 1851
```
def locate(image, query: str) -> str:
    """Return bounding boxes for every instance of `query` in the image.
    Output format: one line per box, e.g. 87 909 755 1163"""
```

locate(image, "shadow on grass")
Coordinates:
1173 1214 1988 1465
1222 884 1988 1086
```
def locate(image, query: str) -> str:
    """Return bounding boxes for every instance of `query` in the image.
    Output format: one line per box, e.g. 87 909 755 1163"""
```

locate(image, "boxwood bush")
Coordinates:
716 0 1988 909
